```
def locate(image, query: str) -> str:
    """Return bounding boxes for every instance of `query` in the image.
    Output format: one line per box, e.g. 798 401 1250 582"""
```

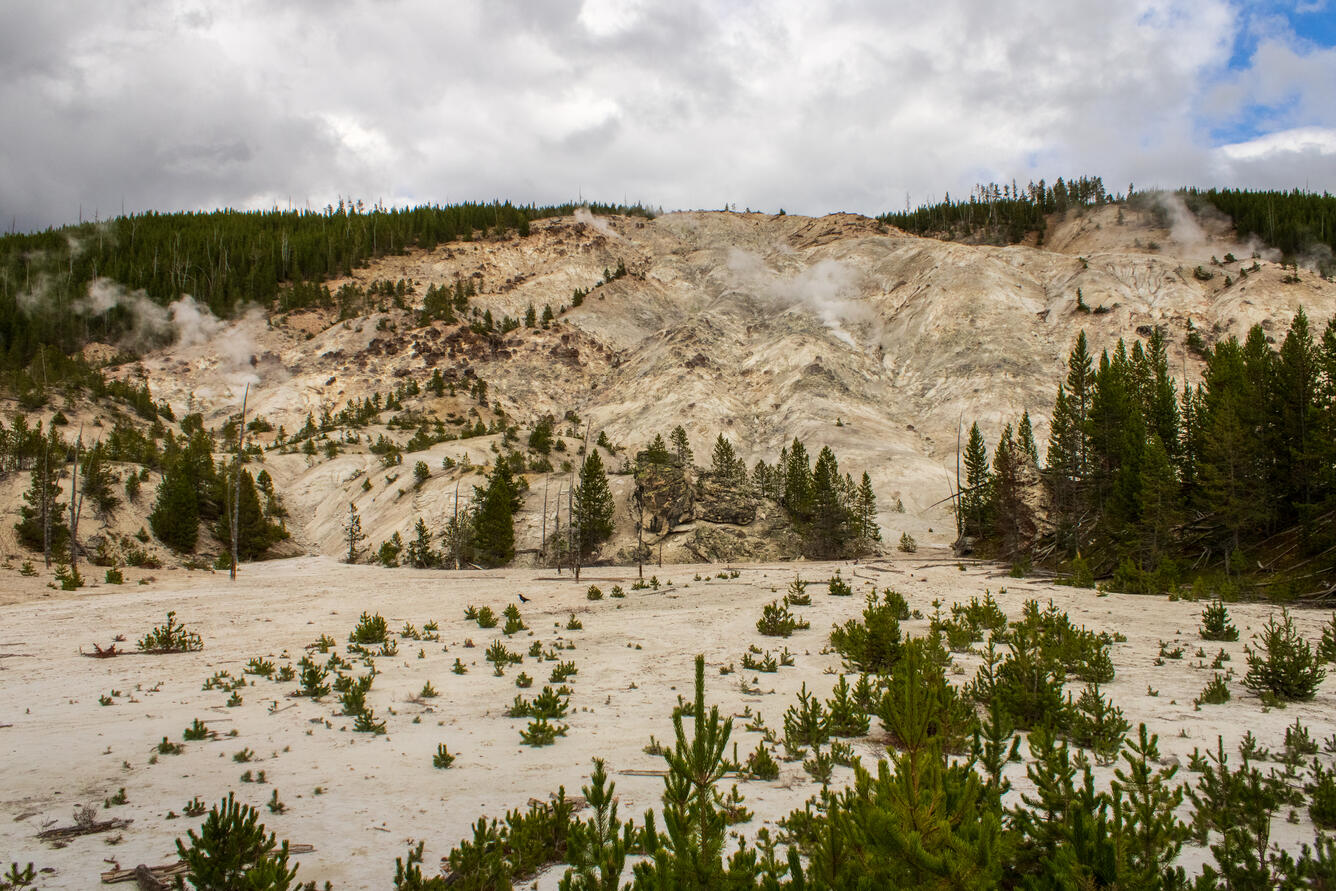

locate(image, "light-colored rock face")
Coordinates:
107 206 1336 559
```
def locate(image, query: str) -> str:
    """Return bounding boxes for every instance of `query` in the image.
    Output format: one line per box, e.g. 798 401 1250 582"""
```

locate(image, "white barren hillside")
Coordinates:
37 204 1334 563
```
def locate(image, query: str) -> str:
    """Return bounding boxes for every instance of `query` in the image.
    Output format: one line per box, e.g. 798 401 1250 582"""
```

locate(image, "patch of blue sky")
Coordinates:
1225 0 1335 72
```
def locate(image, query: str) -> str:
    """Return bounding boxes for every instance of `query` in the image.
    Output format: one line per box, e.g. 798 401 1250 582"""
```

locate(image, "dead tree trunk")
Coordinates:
230 384 249 581
69 431 85 576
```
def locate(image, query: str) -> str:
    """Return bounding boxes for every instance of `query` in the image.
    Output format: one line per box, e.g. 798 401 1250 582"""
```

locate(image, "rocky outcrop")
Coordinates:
686 504 803 562
634 454 693 535
695 472 757 525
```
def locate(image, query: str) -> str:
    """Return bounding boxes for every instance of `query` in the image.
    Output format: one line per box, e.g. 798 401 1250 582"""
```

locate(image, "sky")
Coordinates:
1 0 1334 232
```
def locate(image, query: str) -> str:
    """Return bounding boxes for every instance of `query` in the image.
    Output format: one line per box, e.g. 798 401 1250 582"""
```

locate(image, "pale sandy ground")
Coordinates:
1 552 1333 888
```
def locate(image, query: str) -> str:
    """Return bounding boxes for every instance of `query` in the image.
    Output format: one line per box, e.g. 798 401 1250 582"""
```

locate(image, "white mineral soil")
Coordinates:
1 554 1331 888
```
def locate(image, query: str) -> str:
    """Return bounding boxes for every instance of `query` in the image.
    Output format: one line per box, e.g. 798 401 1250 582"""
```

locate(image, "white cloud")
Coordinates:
1218 126 1336 161
0 0 1331 232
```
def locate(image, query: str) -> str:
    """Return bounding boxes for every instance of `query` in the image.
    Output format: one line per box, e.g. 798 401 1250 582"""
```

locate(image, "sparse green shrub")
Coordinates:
829 590 903 673
1065 554 1095 587
474 606 498 629
898 532 917 553
349 611 389 645
338 674 373 716
1308 763 1336 830
1319 613 1336 663
138 611 203 653
550 661 578 682
158 736 185 755
827 571 853 597
741 648 779 672
1196 673 1231 705
783 684 830 755
1285 718 1318 758
433 744 456 769
1244 609 1326 702
175 792 298 890
586 585 603 601
566 613 583 630
105 567 124 584
803 747 835 785
295 656 330 699
786 576 811 605
500 604 526 630
993 623 1067 733
521 717 568 746
746 741 780 780
419 681 438 699
485 641 521 674
183 719 210 741
825 674 870 737
1064 685 1130 765
1199 600 1239 642
354 709 387 734
756 600 809 637
3 862 36 888
245 657 275 678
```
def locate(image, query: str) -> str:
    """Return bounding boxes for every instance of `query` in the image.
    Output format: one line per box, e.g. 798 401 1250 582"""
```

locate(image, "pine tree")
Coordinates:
406 517 437 568
79 443 118 516
855 471 881 552
1066 331 1096 482
1142 327 1181 454
473 462 517 567
634 655 734 888
1197 339 1267 574
151 455 200 552
573 451 614 558
1110 724 1189 889
641 434 671 465
15 427 67 562
1045 385 1083 553
1273 309 1324 547
990 425 1025 557
214 469 284 561
783 439 813 521
669 426 692 467
710 434 741 483
1017 411 1039 464
809 446 849 558
1135 434 1180 572
961 423 991 541
343 502 365 564
803 640 1003 888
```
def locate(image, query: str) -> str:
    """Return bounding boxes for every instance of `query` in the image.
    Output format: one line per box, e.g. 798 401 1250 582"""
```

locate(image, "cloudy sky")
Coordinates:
2 0 1334 231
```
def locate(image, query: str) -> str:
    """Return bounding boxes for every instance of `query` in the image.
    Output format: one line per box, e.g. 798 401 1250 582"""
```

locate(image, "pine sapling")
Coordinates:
1199 600 1240 642
1244 609 1326 702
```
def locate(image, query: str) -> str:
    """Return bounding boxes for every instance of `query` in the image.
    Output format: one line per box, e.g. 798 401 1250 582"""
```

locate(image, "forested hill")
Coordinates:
879 178 1336 270
0 200 653 374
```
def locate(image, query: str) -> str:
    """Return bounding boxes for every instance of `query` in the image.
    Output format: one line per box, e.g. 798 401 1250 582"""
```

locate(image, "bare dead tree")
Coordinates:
68 429 85 576
41 434 52 568
230 384 249 582
632 480 645 580
540 477 549 563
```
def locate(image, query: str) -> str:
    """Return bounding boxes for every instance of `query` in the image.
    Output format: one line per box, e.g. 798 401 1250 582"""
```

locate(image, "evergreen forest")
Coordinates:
962 314 1336 599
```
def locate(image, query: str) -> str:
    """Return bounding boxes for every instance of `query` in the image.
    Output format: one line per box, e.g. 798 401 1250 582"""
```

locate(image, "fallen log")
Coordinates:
39 817 133 841
100 845 315 884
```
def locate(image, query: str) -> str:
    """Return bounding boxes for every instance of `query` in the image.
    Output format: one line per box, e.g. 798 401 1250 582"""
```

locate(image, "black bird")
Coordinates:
518 593 530 603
